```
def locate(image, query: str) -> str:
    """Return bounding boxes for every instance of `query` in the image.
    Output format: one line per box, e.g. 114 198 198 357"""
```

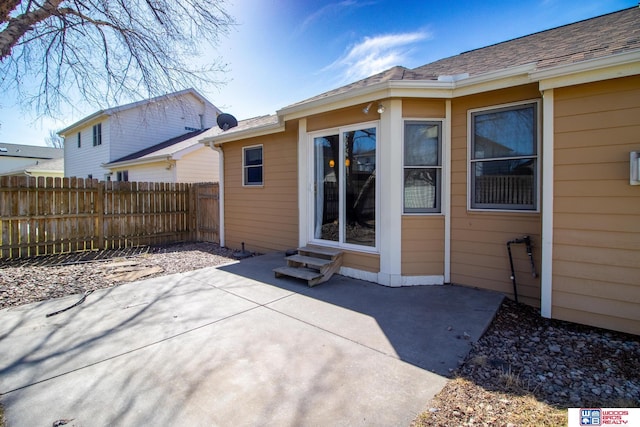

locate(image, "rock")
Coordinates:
548 344 562 353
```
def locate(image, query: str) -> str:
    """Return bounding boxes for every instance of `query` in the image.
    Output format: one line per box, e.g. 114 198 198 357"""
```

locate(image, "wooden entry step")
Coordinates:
273 246 344 287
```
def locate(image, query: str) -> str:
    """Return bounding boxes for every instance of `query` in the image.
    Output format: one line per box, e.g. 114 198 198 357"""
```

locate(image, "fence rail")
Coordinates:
0 176 219 259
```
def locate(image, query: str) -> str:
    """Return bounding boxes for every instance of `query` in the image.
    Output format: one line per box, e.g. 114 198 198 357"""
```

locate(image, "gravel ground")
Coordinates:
415 299 640 426
0 242 238 310
1 243 639 426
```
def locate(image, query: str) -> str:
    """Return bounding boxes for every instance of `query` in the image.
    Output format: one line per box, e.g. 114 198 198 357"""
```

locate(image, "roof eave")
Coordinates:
532 49 640 90
58 111 110 136
104 155 173 169
278 63 538 120
58 88 218 136
201 121 285 147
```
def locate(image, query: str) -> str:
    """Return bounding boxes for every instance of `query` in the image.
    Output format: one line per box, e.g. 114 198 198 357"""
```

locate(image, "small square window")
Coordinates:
243 145 263 186
93 123 102 146
117 170 129 182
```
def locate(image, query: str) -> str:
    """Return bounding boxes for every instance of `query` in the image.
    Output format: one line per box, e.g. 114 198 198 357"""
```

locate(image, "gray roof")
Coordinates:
0 157 64 176
204 115 280 139
108 129 211 165
0 143 64 159
289 7 640 107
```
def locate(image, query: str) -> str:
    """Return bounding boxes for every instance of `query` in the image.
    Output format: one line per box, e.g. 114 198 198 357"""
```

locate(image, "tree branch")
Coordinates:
0 0 63 60
1 0 234 117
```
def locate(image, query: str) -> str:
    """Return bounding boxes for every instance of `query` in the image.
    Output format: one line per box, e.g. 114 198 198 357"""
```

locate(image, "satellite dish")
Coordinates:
217 113 238 131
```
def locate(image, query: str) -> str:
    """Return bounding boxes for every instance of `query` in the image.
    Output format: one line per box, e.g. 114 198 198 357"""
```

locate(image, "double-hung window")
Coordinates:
403 121 442 213
92 123 102 146
243 145 263 186
469 101 539 211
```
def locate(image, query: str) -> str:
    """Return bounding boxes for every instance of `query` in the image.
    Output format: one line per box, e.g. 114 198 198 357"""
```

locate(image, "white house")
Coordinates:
0 143 64 177
104 128 221 183
58 89 222 182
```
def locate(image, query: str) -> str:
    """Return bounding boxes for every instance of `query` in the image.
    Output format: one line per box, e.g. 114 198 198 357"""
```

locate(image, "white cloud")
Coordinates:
297 0 360 34
324 31 431 84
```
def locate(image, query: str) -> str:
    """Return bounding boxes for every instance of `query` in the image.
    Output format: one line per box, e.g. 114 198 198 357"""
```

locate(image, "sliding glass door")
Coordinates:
313 125 377 248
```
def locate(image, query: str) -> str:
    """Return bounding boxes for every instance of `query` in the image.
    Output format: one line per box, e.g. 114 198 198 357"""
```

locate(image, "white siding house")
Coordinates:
0 143 64 177
104 128 220 183
58 89 221 182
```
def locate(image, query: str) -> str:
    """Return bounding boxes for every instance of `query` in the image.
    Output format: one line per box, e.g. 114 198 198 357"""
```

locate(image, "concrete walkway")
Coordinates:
0 252 503 426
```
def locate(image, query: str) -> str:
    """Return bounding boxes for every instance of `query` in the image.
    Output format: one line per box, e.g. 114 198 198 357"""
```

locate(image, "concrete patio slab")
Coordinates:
0 252 504 426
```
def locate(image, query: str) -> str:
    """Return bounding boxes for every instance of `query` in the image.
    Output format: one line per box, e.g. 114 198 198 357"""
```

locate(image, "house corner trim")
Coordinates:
541 88 554 318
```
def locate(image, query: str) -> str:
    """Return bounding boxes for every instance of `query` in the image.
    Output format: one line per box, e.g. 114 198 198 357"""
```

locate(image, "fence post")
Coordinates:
95 180 105 250
189 183 197 241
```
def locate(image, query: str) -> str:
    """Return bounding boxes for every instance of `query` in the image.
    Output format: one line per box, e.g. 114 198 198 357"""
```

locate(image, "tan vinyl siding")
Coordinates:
450 84 542 307
222 122 299 254
401 216 444 275
552 75 640 335
402 99 446 118
343 250 380 273
307 105 371 132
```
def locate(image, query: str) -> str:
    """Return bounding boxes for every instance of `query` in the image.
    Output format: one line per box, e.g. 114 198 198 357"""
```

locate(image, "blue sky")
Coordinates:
0 0 635 146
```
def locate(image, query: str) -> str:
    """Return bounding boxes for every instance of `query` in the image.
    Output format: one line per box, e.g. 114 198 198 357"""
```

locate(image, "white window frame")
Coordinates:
92 123 102 146
307 121 380 253
402 119 443 215
467 100 541 212
242 144 263 187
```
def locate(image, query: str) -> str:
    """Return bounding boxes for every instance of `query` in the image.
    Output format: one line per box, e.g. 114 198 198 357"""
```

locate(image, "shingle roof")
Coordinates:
109 128 210 164
203 114 280 139
413 6 640 77
0 143 63 159
290 7 640 107
0 157 64 176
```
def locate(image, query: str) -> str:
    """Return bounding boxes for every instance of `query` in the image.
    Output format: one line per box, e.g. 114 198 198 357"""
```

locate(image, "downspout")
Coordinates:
209 142 225 247
541 88 554 318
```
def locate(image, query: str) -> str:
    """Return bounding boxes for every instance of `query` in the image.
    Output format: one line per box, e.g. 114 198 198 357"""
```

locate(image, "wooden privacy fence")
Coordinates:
0 176 219 259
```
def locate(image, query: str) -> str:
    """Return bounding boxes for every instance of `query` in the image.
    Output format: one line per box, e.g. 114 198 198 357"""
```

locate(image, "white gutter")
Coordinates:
533 49 640 90
279 63 537 121
200 121 284 146
103 155 173 169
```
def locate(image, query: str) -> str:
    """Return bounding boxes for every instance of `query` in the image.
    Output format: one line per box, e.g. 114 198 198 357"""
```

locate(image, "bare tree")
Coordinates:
0 1 234 116
45 128 62 147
